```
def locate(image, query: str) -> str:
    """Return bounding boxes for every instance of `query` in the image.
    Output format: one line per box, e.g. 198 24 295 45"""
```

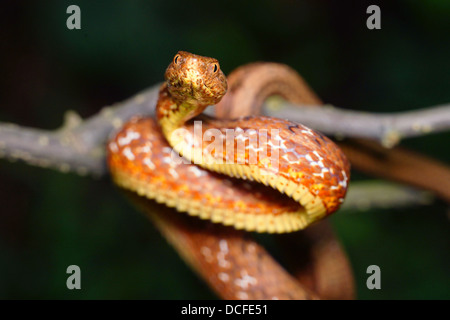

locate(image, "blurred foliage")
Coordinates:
0 0 449 299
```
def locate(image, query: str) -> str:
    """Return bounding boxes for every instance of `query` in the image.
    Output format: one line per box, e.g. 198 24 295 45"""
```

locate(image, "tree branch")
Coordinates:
0 84 160 176
263 101 450 147
0 83 448 179
341 181 434 212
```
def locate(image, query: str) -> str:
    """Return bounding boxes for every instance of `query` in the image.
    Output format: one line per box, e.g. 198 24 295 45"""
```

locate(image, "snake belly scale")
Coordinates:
107 51 350 233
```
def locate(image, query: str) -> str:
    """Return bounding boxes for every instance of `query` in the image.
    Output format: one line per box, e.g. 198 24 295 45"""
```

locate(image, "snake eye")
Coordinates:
212 63 218 73
174 55 180 65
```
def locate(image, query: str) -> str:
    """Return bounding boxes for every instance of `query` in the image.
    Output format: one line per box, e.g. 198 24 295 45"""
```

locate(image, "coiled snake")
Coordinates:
107 51 354 299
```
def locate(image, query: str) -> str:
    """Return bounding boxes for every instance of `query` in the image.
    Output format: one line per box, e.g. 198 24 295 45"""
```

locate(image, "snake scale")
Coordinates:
107 51 354 299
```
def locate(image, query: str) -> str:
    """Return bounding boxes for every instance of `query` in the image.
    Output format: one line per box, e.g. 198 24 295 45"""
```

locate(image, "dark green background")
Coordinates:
0 0 449 299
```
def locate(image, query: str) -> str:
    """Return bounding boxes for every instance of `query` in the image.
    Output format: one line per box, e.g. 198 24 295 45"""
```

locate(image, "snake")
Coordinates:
107 51 353 299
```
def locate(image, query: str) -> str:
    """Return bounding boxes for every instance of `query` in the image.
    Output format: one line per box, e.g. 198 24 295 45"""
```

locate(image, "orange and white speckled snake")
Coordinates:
107 52 354 299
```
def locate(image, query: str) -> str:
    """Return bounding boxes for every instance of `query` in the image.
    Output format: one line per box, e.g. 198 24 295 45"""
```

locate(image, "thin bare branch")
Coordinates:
264 101 450 147
0 85 160 176
341 181 434 212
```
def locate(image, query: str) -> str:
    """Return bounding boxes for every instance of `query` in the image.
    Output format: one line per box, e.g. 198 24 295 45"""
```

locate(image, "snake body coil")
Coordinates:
106 51 355 299
107 51 350 233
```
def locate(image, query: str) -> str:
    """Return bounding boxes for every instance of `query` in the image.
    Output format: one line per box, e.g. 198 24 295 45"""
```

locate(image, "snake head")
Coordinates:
165 51 227 108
